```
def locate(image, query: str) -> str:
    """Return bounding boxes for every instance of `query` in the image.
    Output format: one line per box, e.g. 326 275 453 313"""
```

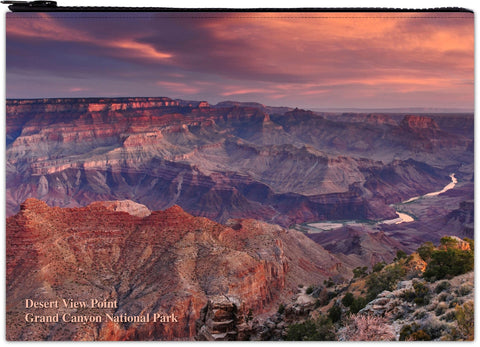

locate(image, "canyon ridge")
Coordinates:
6 97 473 340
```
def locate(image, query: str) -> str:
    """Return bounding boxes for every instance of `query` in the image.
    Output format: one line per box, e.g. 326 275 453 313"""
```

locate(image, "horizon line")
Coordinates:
5 96 474 114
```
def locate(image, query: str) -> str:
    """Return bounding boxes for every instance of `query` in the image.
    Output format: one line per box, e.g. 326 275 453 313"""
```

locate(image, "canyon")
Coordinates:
6 97 473 227
6 199 348 340
5 97 474 340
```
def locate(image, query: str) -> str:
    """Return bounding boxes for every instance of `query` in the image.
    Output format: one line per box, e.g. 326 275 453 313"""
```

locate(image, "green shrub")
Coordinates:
399 323 419 341
286 316 336 341
366 263 406 301
400 323 432 341
277 303 285 314
286 320 315 341
441 309 456 322
410 330 432 341
435 281 451 294
306 285 314 295
341 292 354 307
456 284 473 296
454 301 474 340
394 250 408 261
417 242 435 262
437 293 448 302
423 247 473 282
372 262 386 273
414 297 426 306
400 289 416 302
324 278 335 287
440 236 459 248
353 266 368 278
413 281 430 306
400 281 430 305
328 304 342 323
327 291 337 300
413 309 427 319
349 296 367 314
422 318 448 340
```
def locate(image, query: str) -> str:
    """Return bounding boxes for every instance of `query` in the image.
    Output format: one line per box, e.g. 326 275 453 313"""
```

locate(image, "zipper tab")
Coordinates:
1 1 473 13
2 1 57 10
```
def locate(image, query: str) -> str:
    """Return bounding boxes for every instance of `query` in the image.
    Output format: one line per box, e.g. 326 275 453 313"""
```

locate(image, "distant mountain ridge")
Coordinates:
313 107 473 113
6 97 473 226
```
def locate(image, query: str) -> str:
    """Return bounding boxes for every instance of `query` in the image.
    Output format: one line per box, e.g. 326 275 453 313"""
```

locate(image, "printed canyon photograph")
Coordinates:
5 9 474 341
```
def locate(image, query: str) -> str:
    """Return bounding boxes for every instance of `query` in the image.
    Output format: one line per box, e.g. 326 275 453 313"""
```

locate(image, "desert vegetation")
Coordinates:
278 236 474 341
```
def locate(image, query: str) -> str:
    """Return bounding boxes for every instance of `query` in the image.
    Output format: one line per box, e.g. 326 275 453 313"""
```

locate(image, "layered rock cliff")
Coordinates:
7 97 471 226
6 199 347 341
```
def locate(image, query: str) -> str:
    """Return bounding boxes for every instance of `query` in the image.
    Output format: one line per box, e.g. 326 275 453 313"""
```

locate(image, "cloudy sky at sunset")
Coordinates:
6 11 474 110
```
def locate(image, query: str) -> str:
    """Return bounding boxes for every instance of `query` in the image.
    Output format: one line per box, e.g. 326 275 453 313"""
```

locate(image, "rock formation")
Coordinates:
89 200 151 217
6 199 347 341
195 296 241 341
7 97 471 226
400 115 440 130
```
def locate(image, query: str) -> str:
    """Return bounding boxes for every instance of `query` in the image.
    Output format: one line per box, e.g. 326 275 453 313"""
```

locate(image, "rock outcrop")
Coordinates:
89 200 151 217
196 286 321 341
6 199 347 341
359 289 415 318
357 272 474 341
196 296 241 341
400 115 440 130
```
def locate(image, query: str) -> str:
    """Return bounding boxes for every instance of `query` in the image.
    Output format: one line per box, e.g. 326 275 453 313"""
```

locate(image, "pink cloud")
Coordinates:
7 14 173 62
156 81 200 94
6 12 473 109
221 89 266 96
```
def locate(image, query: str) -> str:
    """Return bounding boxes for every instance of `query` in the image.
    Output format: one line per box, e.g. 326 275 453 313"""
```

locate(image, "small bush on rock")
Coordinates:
340 314 395 341
286 316 336 341
423 239 473 282
341 292 354 307
349 296 367 314
435 281 451 294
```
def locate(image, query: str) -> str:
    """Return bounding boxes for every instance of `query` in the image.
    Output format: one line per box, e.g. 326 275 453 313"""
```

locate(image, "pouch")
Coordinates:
5 1 474 341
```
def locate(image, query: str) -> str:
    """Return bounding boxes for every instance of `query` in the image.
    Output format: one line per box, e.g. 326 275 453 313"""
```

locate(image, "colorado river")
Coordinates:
301 173 457 232
383 173 457 224
382 212 414 225
403 174 457 203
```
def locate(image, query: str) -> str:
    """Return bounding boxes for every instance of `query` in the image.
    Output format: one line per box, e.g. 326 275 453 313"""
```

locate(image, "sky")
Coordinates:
5 10 474 110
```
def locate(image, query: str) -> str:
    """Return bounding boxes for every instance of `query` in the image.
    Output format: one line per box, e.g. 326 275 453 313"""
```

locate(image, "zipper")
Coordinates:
1 1 474 13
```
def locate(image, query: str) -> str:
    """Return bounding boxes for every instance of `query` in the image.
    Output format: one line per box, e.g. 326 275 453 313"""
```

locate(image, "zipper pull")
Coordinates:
2 1 57 10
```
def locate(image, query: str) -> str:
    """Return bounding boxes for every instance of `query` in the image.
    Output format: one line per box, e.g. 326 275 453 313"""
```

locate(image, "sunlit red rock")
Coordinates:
6 199 347 341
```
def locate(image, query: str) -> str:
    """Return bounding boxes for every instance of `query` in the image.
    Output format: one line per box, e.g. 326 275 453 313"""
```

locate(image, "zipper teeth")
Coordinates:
5 5 475 13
